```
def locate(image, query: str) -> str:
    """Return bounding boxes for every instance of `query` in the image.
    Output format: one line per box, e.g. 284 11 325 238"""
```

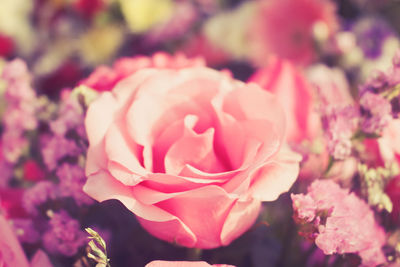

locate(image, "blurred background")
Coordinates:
1 0 400 97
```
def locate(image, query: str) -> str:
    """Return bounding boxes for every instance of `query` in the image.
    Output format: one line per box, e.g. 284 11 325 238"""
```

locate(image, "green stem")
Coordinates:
187 248 203 261
323 156 334 176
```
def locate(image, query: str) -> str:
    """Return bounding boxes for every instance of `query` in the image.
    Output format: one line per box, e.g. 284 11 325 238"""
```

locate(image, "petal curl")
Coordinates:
220 198 261 246
154 185 242 248
248 147 302 201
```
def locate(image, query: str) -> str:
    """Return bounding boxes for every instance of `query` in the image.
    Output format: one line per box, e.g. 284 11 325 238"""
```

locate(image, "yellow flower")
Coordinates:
78 24 124 65
0 0 35 55
118 0 174 33
203 1 256 60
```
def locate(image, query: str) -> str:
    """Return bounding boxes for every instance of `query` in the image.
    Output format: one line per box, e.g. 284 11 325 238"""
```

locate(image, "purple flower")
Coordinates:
0 160 13 187
321 105 359 160
360 91 392 134
352 17 395 59
12 218 40 244
1 59 38 165
40 135 82 171
22 181 57 216
42 210 86 257
56 163 93 206
49 94 85 137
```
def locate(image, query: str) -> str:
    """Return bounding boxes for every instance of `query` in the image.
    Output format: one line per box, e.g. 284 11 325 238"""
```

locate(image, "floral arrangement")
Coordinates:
1 0 400 267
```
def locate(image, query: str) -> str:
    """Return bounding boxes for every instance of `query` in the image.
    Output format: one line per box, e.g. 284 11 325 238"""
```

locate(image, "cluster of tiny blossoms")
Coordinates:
290 52 400 266
292 180 387 266
321 51 400 161
0 59 93 258
0 59 38 186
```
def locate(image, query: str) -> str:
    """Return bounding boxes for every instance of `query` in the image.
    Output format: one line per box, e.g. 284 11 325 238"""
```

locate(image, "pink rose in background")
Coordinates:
249 0 338 66
84 67 301 248
250 60 357 181
80 52 205 92
249 58 320 144
0 214 52 267
145 261 235 267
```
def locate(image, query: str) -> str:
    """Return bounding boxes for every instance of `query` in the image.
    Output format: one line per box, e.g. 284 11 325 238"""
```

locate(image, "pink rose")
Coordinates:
80 52 205 92
145 261 234 267
0 214 52 267
249 60 357 181
249 0 338 66
84 67 301 248
249 0 337 66
249 58 320 144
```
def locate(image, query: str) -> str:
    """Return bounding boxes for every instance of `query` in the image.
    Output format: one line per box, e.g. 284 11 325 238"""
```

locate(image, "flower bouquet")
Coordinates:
1 0 400 267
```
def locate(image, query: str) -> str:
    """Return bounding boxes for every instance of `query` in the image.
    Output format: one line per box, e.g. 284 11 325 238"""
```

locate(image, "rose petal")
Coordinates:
137 217 197 248
153 115 198 173
125 68 227 147
250 59 317 143
164 124 225 175
85 92 117 175
84 170 174 222
84 172 197 247
249 147 301 201
105 122 148 185
112 68 159 106
154 185 237 248
222 84 286 143
220 198 261 246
